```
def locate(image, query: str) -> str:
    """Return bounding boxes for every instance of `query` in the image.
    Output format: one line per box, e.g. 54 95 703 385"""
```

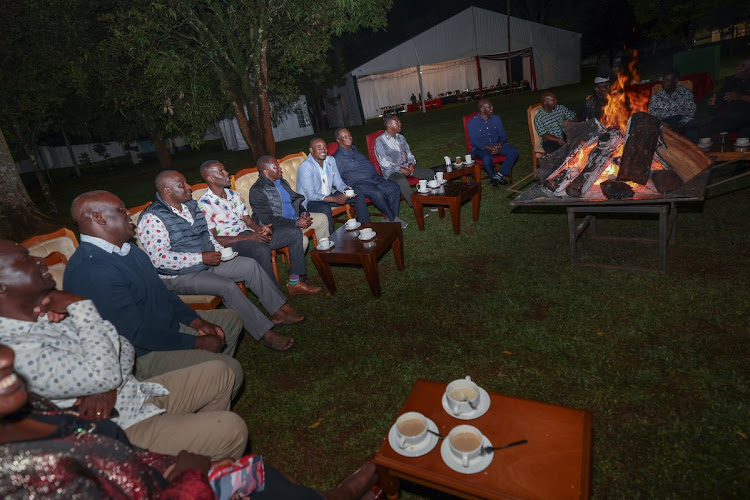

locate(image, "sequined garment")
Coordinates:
0 430 213 499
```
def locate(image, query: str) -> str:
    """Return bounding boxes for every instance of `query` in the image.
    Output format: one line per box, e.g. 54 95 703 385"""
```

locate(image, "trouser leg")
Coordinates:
269 225 307 277
474 149 496 177
361 184 395 220
307 200 334 233
388 172 414 206
349 190 371 223
498 143 519 176
308 212 330 240
232 234 275 283
125 361 248 460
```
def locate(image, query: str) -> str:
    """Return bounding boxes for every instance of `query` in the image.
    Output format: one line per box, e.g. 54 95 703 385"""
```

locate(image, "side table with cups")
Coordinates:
373 378 593 499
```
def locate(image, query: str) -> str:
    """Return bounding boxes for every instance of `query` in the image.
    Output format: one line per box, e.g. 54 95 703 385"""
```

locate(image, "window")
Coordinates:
295 104 311 128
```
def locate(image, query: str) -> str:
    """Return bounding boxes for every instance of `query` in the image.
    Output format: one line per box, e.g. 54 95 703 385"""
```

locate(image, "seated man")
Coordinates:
700 57 750 138
374 115 434 207
534 91 576 154
578 76 611 122
198 160 321 295
248 155 330 246
64 191 246 393
467 99 519 187
297 137 370 233
136 172 303 351
0 240 247 459
333 128 407 228
648 70 698 142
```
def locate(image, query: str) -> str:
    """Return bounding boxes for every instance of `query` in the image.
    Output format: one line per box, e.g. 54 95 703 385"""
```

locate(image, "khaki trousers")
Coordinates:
124 360 248 460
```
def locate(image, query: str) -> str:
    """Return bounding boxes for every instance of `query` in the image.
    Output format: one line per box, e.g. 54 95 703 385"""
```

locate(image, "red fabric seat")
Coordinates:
365 130 419 186
463 112 507 178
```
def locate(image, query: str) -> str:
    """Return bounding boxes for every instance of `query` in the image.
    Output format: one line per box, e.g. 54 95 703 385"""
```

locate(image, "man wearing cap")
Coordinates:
579 76 611 122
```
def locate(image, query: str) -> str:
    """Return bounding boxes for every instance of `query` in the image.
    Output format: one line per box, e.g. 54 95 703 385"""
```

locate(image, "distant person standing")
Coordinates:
467 99 519 187
410 93 418 107
427 91 433 100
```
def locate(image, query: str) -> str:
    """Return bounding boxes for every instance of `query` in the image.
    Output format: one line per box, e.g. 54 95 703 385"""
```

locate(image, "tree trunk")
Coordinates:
62 130 81 177
151 134 174 170
14 125 58 214
0 128 58 240
257 35 275 156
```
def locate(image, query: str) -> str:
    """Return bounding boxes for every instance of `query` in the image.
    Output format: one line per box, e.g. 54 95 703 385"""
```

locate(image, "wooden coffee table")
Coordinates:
431 163 482 183
310 222 404 298
411 182 481 235
373 379 592 499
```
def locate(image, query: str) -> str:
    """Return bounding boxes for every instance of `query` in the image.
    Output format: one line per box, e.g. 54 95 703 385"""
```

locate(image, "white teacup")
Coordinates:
698 137 711 145
465 154 472 164
736 137 750 146
359 227 374 239
394 411 428 449
428 179 440 189
417 179 428 191
443 156 452 166
344 188 355 198
345 218 357 229
448 425 484 467
435 172 445 182
445 376 481 416
318 237 331 250
220 247 234 259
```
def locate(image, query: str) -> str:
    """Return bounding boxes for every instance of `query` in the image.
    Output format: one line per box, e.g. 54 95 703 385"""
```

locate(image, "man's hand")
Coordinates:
164 451 212 481
75 390 117 420
260 223 273 237
723 92 749 103
240 231 271 244
34 290 85 322
297 213 313 229
707 94 717 106
332 193 348 205
201 251 222 266
194 335 226 352
190 317 226 339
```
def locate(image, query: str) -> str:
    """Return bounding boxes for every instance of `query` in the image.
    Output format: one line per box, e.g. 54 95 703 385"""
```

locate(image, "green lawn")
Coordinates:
21 54 750 498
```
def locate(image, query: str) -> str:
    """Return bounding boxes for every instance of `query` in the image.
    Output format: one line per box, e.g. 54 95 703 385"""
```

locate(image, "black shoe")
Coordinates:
495 175 509 186
490 178 500 188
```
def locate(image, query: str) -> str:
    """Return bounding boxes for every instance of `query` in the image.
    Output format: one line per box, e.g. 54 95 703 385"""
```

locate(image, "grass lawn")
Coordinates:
21 54 750 498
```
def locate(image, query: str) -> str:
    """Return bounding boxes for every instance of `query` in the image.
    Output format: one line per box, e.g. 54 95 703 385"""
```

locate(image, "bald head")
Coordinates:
155 170 181 194
199 160 221 181
0 239 57 319
257 155 276 174
71 191 133 245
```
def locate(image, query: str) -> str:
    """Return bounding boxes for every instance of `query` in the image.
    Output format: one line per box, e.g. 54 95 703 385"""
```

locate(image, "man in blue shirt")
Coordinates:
467 99 520 187
333 128 407 228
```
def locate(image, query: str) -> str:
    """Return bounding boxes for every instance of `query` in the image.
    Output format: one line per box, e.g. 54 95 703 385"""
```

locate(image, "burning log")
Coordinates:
566 129 625 197
617 112 661 185
651 170 684 193
600 179 634 199
655 125 712 182
538 119 606 181
541 120 606 195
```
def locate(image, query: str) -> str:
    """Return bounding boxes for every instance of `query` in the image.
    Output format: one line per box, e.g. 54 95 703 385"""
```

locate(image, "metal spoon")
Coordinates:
480 439 528 455
427 429 447 439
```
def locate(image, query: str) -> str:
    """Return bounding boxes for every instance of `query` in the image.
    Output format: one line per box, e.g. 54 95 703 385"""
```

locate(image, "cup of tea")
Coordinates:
445 376 481 416
435 172 445 182
443 156 452 166
697 137 711 146
220 247 234 259
417 179 428 191
394 411 428 449
448 425 484 467
736 137 750 146
455 156 462 164
359 227 374 239
428 179 440 189
344 188 355 198
318 237 331 250
345 218 357 229
465 154 472 164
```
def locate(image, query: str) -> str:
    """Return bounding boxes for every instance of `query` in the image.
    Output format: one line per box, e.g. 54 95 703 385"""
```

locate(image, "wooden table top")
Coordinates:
314 222 400 258
414 182 480 201
701 144 750 162
374 379 592 499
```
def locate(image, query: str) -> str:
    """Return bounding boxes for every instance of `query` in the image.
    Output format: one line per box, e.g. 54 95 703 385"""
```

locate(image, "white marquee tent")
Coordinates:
331 6 581 122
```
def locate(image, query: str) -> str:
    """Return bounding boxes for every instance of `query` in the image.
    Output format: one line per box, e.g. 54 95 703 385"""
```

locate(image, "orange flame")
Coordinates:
601 51 649 132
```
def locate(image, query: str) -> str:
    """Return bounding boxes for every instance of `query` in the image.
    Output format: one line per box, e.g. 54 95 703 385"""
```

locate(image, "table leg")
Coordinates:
360 253 382 298
392 231 404 271
437 206 446 218
472 163 482 183
311 252 336 295
471 191 481 221
450 199 461 235
411 194 426 230
376 465 400 500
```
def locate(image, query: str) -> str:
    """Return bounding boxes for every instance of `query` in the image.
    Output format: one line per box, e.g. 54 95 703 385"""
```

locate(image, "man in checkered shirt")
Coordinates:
533 92 576 154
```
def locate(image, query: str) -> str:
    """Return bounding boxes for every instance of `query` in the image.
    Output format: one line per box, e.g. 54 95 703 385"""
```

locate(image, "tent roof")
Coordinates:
351 6 581 78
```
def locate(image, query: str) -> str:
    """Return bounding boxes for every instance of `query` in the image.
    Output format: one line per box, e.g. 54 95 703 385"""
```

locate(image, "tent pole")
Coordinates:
507 0 512 85
417 64 426 114
476 55 483 97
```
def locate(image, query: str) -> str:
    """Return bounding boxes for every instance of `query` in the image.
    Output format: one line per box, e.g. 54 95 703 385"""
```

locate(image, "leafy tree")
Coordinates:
112 0 392 160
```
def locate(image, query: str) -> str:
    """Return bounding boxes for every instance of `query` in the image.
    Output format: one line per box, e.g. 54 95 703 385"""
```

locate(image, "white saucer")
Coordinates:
388 417 440 457
345 222 362 231
417 188 431 194
697 142 712 148
220 251 238 261
440 434 493 474
441 387 491 420
316 241 335 250
358 231 376 241
733 141 750 147
439 179 448 185
463 160 476 166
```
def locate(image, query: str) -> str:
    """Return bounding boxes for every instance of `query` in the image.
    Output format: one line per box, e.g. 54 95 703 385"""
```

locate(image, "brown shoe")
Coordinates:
287 281 322 295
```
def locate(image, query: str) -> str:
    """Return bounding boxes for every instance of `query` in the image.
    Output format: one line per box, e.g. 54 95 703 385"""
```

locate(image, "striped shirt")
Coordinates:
534 105 576 138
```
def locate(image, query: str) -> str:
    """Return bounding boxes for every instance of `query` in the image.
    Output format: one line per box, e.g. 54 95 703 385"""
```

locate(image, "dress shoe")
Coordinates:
287 281 322 295
490 178 500 188
495 175 509 185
